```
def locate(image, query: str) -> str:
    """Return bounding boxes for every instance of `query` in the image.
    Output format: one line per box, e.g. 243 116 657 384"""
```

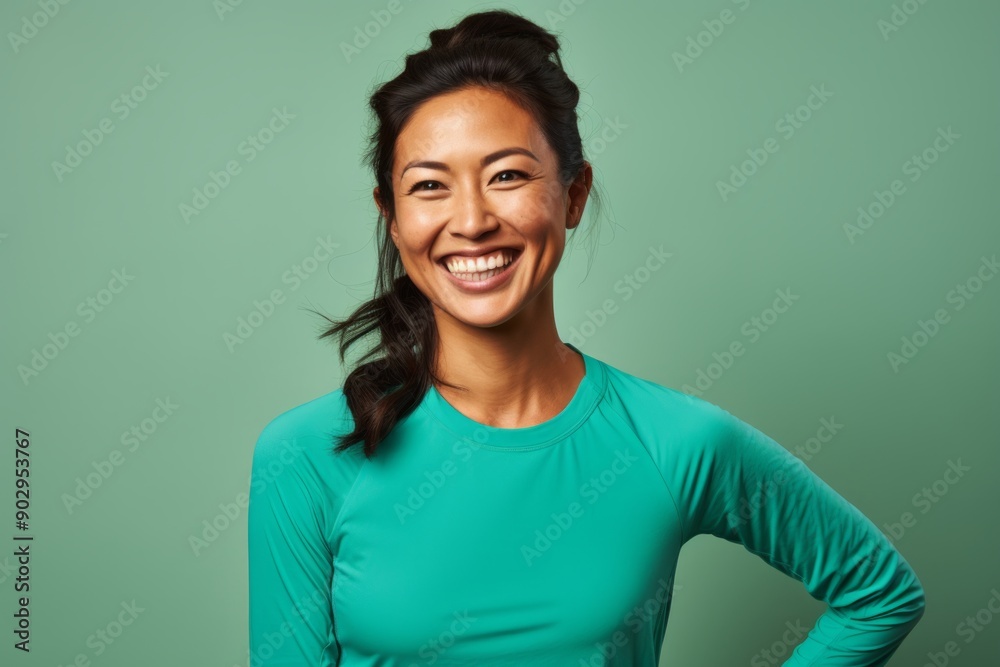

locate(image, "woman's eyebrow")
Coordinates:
400 146 539 177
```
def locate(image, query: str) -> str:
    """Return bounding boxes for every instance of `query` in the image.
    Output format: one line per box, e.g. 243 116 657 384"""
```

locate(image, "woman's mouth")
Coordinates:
438 248 522 291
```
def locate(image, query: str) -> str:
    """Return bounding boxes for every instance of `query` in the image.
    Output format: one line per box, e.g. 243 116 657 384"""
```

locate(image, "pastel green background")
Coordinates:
2 0 998 665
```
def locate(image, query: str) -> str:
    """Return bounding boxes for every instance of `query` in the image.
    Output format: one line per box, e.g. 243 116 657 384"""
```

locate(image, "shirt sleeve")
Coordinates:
680 400 927 666
247 422 340 666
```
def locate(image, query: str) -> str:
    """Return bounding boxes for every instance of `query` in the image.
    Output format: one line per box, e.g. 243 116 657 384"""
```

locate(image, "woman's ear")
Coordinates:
566 161 594 229
373 186 384 218
374 187 397 245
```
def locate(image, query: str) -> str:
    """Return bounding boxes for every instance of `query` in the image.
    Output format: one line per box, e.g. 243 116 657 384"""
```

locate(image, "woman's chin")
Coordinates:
438 297 521 329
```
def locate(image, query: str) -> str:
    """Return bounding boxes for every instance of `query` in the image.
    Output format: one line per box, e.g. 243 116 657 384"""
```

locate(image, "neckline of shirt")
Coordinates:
418 342 608 450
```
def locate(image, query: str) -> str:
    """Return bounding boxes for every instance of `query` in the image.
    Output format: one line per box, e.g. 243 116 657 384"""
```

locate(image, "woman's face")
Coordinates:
378 85 591 330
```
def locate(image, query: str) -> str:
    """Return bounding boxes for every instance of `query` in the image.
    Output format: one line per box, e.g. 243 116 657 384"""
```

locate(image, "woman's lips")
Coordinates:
439 247 521 267
438 248 523 292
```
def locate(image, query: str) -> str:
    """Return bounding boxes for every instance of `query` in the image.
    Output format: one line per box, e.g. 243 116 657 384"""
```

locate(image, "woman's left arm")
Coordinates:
679 400 927 666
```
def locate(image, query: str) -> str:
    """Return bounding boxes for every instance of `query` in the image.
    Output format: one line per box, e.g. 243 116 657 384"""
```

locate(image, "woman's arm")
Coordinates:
681 401 926 665
247 424 338 665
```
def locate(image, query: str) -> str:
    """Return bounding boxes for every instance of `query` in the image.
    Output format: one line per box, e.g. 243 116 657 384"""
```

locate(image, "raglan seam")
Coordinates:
602 398 690 547
315 415 365 537
323 420 368 667
329 448 370 543
610 392 849 667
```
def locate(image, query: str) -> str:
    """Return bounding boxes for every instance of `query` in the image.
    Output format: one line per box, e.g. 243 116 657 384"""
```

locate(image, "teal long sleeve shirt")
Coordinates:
247 344 926 666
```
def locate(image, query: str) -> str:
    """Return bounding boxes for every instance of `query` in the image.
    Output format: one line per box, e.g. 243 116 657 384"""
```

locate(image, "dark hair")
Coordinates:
311 8 607 459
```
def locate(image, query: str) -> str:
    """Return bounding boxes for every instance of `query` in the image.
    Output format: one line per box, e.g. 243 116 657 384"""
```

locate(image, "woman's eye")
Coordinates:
494 170 527 183
408 181 440 193
407 170 527 194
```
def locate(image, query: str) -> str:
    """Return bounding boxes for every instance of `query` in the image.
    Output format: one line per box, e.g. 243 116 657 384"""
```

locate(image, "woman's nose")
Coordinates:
449 188 499 237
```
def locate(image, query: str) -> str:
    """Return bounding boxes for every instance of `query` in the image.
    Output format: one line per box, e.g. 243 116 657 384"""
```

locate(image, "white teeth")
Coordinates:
445 250 515 276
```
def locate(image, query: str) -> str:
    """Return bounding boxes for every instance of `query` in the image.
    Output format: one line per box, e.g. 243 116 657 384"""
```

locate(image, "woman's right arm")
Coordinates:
247 423 338 666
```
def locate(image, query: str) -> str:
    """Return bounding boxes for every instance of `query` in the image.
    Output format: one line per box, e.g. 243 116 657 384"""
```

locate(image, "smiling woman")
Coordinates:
247 8 926 667
388 85 581 309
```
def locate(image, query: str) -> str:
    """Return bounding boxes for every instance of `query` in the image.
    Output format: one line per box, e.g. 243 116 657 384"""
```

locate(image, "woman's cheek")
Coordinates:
500 189 555 224
396 204 441 236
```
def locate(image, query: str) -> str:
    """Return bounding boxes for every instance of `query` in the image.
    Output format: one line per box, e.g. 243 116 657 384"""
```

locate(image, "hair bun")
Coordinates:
428 9 560 59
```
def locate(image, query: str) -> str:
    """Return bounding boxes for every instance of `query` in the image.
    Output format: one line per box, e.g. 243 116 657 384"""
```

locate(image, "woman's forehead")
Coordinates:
395 91 548 169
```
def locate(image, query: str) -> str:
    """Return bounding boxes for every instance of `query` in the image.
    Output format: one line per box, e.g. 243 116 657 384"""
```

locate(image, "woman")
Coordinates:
247 9 925 666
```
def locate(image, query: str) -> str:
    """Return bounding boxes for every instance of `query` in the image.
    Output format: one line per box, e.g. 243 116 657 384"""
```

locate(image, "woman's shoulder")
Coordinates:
599 357 729 419
257 387 353 440
596 356 744 445
251 387 366 482
607 358 776 474
249 388 366 537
